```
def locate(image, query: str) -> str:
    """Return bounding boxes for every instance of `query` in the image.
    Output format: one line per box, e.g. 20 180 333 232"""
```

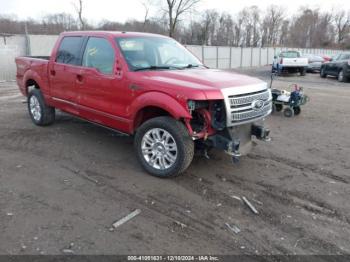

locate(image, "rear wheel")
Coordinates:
320 67 327 78
27 89 55 126
134 116 194 178
284 107 294 118
275 104 283 112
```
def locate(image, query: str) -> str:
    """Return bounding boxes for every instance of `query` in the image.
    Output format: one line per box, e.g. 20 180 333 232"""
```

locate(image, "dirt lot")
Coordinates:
0 68 349 255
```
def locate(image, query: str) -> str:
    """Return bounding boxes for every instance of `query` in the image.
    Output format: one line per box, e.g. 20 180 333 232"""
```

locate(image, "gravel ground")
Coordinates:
0 68 349 255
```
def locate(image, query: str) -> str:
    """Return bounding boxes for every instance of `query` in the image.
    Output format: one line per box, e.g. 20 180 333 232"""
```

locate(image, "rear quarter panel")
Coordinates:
15 57 50 98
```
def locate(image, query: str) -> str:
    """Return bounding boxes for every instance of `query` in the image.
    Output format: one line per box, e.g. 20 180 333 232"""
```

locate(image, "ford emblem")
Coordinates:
251 99 264 111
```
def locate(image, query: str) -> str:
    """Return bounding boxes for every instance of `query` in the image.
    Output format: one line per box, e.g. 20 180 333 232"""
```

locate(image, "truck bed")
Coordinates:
15 56 50 96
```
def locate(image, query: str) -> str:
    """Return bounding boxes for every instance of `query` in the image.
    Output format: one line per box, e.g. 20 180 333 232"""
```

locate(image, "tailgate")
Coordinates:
282 58 308 67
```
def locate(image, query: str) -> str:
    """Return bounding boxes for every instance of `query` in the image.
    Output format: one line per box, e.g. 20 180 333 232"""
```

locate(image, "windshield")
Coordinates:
116 37 202 71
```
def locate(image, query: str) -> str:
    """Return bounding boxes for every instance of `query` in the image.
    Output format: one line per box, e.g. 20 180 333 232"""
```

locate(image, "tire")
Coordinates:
275 104 283 112
27 89 55 126
271 104 277 114
320 67 327 78
337 70 344 82
134 116 194 178
338 70 345 82
300 68 306 76
293 106 301 116
284 107 294 118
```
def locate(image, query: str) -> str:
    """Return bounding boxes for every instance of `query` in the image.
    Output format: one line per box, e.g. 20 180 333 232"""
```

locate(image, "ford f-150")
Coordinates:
16 31 272 177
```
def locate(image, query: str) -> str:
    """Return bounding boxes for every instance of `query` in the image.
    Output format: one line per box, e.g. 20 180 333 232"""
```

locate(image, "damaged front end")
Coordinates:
184 84 272 163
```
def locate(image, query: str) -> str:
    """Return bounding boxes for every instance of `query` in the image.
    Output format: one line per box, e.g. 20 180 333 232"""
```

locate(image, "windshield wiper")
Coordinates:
180 64 201 69
134 66 172 72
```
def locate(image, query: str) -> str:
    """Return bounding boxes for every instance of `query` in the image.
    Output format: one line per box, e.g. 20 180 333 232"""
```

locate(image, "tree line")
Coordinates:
0 0 349 49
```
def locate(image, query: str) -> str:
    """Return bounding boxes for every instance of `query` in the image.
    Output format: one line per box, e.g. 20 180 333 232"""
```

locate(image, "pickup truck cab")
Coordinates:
16 31 272 177
320 52 350 82
272 51 308 76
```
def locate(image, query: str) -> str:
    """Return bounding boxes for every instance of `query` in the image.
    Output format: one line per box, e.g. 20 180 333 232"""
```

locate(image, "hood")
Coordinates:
131 68 266 100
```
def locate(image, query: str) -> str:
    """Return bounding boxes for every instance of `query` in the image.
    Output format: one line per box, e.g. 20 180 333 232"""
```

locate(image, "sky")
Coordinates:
0 0 349 24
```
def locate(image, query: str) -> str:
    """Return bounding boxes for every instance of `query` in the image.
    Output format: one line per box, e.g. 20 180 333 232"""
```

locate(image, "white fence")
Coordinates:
185 45 340 69
0 34 343 81
0 34 58 82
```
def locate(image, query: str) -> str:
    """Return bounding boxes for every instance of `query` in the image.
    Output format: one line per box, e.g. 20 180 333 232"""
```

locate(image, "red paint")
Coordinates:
15 31 264 134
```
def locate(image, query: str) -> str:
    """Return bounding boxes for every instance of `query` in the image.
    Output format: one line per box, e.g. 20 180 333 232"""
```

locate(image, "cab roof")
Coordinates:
60 31 168 39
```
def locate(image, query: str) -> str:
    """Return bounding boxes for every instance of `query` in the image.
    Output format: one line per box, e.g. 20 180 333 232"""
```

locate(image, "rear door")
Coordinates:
49 36 84 114
327 54 341 75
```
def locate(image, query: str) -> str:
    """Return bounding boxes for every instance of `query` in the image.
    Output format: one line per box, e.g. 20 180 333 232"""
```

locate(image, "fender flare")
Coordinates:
23 69 47 95
130 92 192 127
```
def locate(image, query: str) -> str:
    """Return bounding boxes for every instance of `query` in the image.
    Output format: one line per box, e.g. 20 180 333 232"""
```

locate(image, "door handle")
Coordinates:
76 74 83 83
50 69 56 76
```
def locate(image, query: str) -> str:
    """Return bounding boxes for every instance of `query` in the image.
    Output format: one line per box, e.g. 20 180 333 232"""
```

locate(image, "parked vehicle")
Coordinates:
322 55 332 62
15 31 272 178
303 54 325 72
320 52 350 82
272 51 308 76
271 85 309 118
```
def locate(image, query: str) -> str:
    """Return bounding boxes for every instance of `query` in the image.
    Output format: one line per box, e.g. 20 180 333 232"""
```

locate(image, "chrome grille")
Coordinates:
223 88 272 126
232 102 272 122
229 90 271 107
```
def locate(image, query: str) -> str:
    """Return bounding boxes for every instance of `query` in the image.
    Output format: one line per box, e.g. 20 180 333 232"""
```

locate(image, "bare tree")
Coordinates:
237 6 261 47
42 13 78 34
162 0 201 37
333 10 350 44
263 5 284 46
201 10 219 45
141 0 155 27
73 0 85 30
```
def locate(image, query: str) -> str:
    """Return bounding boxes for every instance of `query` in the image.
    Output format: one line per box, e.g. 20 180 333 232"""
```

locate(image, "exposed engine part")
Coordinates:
189 110 206 133
187 100 209 114
211 100 226 131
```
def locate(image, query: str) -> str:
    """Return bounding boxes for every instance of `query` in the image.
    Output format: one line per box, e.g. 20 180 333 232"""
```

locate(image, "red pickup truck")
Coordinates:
16 31 272 177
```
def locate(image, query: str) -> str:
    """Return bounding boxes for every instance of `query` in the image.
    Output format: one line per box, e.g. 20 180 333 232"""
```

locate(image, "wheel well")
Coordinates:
26 79 39 94
133 106 171 131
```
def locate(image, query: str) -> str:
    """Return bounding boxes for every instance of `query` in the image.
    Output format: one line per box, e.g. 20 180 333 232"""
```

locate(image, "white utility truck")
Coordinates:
272 51 308 76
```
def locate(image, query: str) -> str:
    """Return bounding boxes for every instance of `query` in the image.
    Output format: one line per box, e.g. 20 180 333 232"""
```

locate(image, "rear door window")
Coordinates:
56 36 84 65
82 37 115 74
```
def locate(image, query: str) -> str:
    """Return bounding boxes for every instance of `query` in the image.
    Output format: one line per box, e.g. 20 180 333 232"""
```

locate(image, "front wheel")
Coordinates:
293 106 301 115
284 107 294 118
28 89 55 126
320 67 327 78
134 117 194 178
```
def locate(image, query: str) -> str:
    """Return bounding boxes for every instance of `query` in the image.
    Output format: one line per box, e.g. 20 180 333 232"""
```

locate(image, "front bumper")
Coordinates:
207 122 270 161
307 64 322 71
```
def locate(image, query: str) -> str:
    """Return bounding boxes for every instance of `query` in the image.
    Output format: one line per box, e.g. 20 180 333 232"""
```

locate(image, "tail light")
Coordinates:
280 58 283 64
